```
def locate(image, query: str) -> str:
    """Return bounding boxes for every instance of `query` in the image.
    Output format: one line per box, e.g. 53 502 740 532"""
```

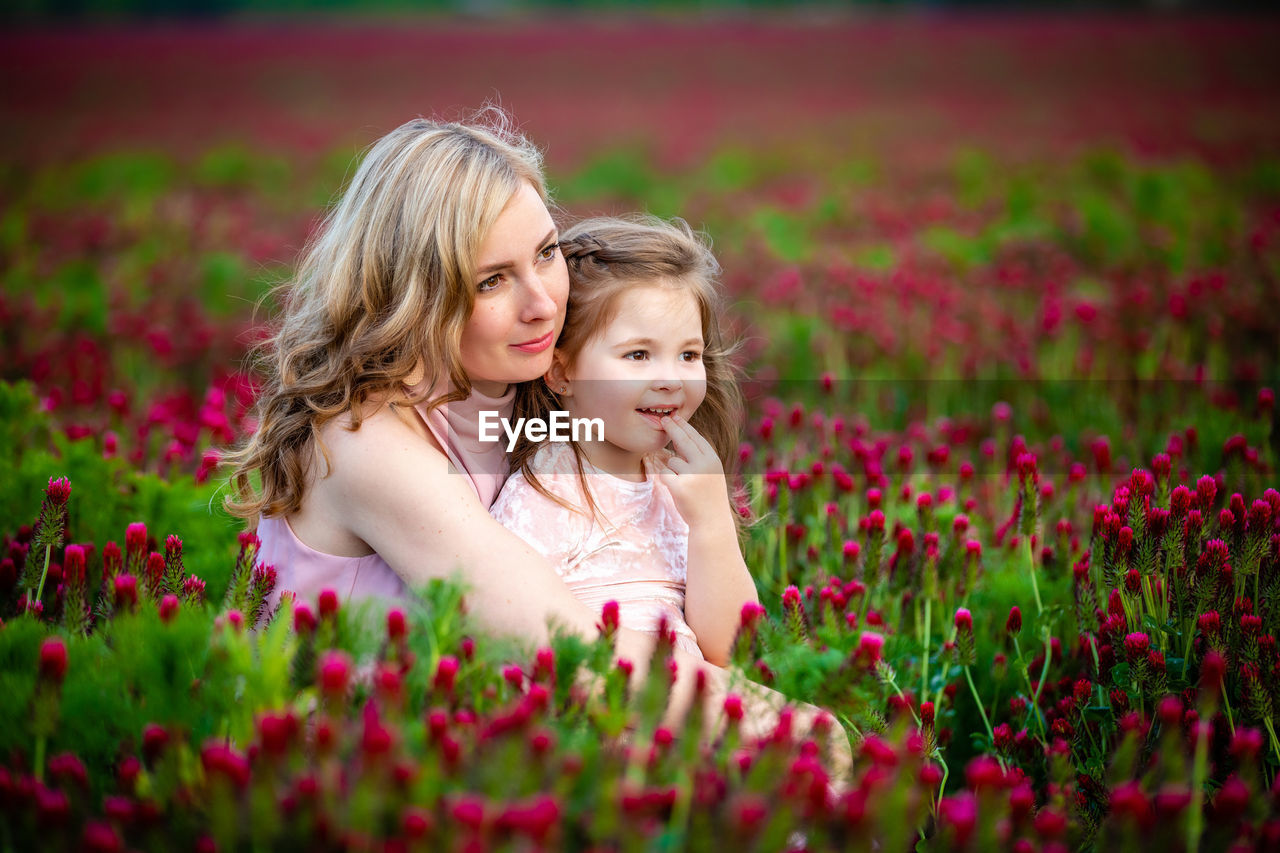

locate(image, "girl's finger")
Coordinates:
665 455 692 476
668 412 715 455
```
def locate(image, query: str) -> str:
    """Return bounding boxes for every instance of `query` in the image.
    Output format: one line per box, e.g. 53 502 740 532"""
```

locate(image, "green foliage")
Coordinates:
0 382 238 598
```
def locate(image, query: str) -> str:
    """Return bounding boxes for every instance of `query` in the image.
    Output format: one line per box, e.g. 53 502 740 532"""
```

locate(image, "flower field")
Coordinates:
2 14 1280 851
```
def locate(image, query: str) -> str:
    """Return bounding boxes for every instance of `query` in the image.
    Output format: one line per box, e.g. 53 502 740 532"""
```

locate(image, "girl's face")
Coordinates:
551 283 707 479
460 182 569 396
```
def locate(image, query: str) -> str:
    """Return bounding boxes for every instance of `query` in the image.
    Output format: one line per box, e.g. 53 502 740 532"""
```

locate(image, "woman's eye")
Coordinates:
538 242 560 261
477 275 500 293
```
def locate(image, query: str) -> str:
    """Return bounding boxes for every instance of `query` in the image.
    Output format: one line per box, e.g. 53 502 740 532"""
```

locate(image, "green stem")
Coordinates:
1025 538 1044 617
921 598 931 703
1028 632 1053 740
1220 682 1236 737
935 757 949 815
32 543 52 606
1264 717 1280 765
964 666 999 755
1180 629 1198 681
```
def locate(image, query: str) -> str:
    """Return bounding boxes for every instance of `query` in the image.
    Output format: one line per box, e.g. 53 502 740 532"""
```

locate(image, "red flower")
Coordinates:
782 585 802 611
386 608 407 642
318 650 352 700
293 603 316 634
433 655 460 694
1196 475 1218 510
317 588 339 619
855 630 884 665
739 601 766 631
1006 606 1022 636
158 594 180 623
62 545 86 588
599 600 620 637
38 637 67 683
1123 632 1150 661
1109 781 1152 829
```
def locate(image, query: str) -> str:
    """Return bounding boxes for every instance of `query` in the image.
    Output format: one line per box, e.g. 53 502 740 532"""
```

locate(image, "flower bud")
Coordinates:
1006 606 1022 637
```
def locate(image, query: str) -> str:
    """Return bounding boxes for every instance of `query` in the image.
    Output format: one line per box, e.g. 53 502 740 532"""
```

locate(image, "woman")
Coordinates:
226 112 848 770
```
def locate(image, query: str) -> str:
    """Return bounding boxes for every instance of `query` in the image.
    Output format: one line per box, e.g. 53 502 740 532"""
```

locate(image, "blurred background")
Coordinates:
1 5 1278 554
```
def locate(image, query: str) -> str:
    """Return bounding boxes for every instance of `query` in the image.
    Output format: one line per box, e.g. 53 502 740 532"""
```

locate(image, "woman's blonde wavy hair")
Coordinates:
225 110 546 521
508 215 745 526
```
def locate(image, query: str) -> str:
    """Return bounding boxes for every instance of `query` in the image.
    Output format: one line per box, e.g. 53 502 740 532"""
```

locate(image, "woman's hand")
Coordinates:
650 413 731 527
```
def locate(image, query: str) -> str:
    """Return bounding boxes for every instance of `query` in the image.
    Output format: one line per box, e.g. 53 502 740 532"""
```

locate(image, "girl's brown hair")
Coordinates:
508 215 744 524
224 109 546 522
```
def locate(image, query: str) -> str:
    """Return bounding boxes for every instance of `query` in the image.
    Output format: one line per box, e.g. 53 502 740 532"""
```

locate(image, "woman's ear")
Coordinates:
545 353 572 397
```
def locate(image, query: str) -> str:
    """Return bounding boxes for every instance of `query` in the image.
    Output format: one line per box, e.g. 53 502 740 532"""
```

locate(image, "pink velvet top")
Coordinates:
490 442 704 660
258 382 515 611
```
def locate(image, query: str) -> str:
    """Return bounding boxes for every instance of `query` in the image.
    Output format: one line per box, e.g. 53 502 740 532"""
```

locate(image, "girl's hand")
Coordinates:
650 413 730 526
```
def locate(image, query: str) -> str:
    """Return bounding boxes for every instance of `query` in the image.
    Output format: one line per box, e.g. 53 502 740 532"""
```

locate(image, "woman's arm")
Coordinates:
312 406 718 728
652 414 760 666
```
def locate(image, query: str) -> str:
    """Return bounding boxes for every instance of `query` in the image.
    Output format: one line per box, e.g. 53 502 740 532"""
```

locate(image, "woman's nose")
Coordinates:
519 273 558 322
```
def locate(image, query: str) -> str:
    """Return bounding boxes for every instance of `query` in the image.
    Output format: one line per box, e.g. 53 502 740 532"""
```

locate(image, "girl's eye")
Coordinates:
680 351 703 362
623 350 648 361
477 275 501 293
538 242 560 262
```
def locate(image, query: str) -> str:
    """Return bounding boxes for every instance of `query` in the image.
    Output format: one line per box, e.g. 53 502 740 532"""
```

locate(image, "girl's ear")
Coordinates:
545 352 572 397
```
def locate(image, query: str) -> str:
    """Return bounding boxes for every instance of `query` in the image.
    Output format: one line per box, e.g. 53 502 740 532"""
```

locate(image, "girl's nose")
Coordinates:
651 374 683 392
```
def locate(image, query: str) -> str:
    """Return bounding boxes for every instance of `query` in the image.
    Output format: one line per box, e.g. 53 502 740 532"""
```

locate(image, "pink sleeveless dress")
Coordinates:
490 442 704 660
257 383 515 610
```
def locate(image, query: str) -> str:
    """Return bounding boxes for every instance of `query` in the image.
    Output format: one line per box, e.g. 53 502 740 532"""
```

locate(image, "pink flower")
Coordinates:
954 608 973 633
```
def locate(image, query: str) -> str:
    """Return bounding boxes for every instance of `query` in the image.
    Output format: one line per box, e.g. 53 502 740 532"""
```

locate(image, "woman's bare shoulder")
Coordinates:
317 402 446 477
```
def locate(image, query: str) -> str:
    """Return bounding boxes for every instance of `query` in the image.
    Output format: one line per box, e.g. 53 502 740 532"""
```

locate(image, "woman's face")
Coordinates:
460 182 569 396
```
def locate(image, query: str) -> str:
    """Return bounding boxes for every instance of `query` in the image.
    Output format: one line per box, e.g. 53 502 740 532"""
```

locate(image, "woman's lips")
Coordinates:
511 332 554 354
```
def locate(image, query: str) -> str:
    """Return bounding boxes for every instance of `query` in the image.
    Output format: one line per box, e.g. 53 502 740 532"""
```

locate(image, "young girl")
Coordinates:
490 215 759 667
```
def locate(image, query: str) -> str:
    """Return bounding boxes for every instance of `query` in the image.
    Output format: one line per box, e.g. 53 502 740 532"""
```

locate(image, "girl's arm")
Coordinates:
312 405 719 728
653 414 760 666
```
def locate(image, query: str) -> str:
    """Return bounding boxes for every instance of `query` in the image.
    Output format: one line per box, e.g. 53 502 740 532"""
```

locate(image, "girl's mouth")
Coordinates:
636 406 677 426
